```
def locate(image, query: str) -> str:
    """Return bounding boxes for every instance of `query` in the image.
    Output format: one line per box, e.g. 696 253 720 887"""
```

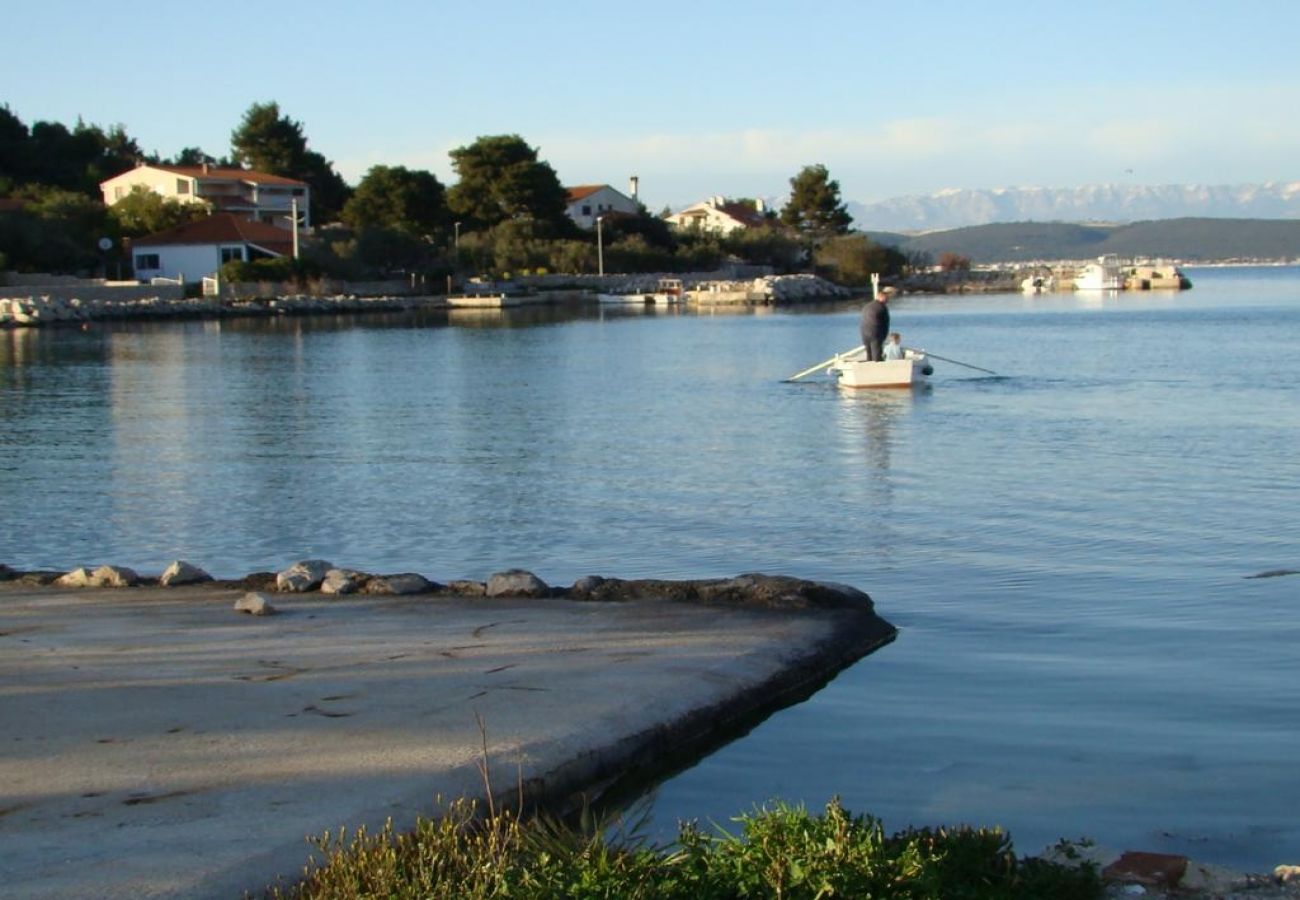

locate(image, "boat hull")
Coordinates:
832 353 930 389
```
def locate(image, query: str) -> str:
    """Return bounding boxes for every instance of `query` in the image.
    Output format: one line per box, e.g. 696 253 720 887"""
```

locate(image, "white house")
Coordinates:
101 163 311 228
666 197 770 235
565 181 641 229
130 214 294 282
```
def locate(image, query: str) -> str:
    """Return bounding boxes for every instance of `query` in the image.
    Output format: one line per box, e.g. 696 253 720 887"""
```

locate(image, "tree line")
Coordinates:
0 100 907 285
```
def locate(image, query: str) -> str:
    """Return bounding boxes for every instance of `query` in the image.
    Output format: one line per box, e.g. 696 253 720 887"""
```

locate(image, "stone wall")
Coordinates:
214 278 416 300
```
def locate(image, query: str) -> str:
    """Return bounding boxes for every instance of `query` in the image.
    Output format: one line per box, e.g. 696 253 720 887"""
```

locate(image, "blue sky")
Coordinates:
5 0 1298 210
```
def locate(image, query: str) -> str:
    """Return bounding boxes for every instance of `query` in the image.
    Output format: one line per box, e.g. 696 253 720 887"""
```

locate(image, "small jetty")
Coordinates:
0 561 894 899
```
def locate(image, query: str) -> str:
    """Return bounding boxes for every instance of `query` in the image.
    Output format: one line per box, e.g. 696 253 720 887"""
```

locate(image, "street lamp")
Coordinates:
597 215 605 277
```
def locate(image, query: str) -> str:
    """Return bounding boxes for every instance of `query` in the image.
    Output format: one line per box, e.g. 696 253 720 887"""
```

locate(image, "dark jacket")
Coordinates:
860 299 890 341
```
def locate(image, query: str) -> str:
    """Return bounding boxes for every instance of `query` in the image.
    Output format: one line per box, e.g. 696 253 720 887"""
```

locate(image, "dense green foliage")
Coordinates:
447 135 573 234
814 234 909 284
230 101 352 222
342 165 448 237
781 164 853 240
0 103 143 196
267 798 1101 900
107 184 211 238
0 100 983 284
0 186 112 272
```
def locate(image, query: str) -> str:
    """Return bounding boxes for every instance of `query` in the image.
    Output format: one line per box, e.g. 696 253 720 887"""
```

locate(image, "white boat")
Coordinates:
1020 272 1053 294
829 348 933 389
649 278 684 304
596 278 684 306
1073 254 1124 291
596 291 655 304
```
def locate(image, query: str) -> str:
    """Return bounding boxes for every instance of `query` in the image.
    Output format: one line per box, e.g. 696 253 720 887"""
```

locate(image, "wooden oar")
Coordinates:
783 345 864 382
910 349 997 375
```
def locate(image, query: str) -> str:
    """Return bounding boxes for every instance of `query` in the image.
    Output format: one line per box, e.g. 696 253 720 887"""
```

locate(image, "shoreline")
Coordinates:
3 563 1297 898
0 273 854 327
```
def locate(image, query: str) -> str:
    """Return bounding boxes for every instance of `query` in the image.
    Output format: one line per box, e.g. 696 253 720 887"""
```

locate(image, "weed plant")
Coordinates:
264 796 1101 899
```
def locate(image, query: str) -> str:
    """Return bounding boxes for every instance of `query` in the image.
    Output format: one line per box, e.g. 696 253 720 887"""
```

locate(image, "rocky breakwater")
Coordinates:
0 293 219 326
0 292 427 327
689 273 853 305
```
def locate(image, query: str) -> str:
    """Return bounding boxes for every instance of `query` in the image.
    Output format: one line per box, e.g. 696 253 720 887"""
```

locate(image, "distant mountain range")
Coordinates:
864 218 1300 264
848 182 1300 232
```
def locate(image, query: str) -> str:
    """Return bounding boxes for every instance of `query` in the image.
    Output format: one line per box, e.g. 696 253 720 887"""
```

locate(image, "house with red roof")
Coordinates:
666 196 771 235
129 214 295 282
101 163 311 228
564 182 640 230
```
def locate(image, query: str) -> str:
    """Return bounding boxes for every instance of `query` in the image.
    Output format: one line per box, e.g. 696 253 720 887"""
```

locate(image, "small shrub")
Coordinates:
265 796 1103 900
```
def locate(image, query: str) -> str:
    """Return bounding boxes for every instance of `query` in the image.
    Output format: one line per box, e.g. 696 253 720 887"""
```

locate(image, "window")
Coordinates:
220 246 244 263
135 254 160 270
581 205 591 216
292 187 305 196
176 179 190 195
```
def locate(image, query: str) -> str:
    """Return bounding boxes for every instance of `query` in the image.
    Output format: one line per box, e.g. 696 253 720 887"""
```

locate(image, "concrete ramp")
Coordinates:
0 581 894 899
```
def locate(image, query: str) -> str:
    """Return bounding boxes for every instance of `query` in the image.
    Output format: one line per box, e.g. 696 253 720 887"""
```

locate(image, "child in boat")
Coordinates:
882 332 904 360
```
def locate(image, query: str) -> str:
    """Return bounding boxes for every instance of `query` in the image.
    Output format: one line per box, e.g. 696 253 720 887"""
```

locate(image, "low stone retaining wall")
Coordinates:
0 293 439 327
1 274 855 326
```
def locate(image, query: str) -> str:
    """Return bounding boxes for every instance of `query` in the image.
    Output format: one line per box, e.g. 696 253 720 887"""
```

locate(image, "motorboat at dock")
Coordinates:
1072 254 1125 291
596 278 685 306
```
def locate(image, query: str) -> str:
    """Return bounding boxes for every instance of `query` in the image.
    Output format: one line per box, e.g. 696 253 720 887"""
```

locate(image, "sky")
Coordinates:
4 0 1298 211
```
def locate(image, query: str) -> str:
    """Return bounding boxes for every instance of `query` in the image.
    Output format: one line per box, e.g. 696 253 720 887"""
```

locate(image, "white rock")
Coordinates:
321 568 368 595
54 567 95 588
160 560 212 586
1277 865 1300 882
234 592 275 616
276 559 333 592
485 569 549 598
91 565 139 588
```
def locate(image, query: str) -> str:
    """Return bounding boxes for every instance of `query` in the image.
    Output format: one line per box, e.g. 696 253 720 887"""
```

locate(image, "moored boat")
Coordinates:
829 348 933 389
1020 271 1054 294
1072 254 1124 290
596 278 685 306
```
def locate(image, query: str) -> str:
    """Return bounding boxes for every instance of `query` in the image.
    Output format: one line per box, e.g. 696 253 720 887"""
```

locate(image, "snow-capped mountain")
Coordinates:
849 182 1300 232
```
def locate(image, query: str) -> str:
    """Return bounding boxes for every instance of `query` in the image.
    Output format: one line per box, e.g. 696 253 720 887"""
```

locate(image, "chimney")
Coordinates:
202 162 210 174
629 175 639 200
755 197 766 213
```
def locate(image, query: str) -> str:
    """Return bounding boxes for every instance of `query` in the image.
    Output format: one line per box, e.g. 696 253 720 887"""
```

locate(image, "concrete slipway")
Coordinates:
0 579 895 899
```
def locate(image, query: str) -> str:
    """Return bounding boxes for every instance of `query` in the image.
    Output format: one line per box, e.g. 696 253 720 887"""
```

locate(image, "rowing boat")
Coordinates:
829 349 933 389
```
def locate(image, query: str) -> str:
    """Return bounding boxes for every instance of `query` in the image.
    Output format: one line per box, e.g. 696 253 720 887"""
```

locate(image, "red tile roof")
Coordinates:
143 164 307 187
719 202 770 228
566 184 605 203
132 213 294 256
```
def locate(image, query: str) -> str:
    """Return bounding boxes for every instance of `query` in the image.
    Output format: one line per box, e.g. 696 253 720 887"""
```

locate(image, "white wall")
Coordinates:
567 186 640 229
101 167 199 206
133 244 223 282
666 204 747 235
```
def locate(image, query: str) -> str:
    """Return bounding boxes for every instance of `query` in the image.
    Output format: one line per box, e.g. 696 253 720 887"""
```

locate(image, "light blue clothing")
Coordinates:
882 339 904 361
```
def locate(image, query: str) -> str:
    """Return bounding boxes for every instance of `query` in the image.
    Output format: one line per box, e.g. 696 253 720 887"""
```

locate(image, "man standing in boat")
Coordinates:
860 286 893 361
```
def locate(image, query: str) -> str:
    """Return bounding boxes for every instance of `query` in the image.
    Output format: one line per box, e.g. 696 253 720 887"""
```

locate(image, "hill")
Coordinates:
875 218 1300 264
848 182 1300 231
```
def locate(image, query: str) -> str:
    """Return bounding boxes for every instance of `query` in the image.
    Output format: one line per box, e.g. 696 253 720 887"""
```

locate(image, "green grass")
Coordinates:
263 797 1102 899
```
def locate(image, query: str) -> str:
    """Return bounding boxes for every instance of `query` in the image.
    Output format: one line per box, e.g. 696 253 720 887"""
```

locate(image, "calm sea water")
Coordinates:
2 266 1297 869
